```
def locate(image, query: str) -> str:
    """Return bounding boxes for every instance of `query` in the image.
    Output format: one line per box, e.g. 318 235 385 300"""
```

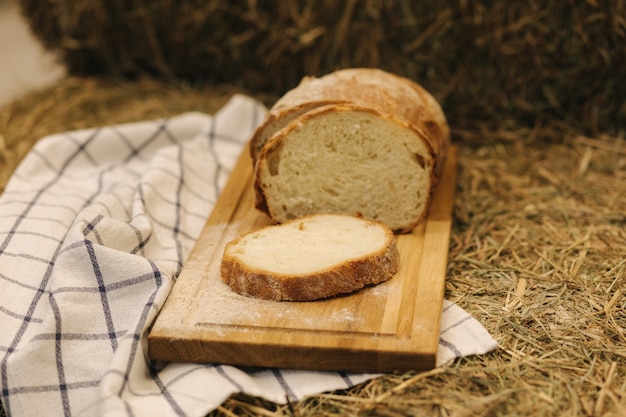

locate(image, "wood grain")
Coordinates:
148 145 458 373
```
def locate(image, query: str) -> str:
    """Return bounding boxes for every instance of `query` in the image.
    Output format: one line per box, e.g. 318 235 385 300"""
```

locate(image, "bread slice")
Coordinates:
251 68 450 233
220 214 399 301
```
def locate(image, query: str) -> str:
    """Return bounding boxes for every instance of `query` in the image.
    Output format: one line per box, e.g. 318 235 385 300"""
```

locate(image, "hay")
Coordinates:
1 78 625 416
209 136 626 416
16 0 626 140
0 77 271 194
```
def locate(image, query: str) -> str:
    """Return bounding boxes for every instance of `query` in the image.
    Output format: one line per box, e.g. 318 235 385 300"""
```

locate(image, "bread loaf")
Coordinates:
251 68 450 233
220 214 399 301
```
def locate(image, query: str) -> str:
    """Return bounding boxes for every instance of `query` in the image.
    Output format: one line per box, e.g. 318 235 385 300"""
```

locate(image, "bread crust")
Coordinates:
220 215 400 301
249 68 450 177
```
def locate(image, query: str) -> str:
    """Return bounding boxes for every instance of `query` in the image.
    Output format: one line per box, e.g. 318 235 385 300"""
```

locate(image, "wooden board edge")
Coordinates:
148 331 437 373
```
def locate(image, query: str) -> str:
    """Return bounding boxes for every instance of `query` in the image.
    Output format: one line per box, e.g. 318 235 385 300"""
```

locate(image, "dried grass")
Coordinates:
211 135 626 417
15 0 626 140
0 77 273 194
1 77 624 416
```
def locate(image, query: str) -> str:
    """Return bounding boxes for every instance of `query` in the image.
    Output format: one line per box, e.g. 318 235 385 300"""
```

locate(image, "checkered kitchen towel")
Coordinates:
0 95 498 417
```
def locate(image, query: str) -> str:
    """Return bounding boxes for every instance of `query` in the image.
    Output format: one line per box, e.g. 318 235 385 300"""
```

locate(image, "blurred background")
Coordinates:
2 0 624 140
0 0 66 107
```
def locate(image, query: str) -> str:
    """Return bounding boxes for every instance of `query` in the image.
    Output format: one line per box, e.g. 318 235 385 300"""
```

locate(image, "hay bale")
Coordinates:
17 0 626 140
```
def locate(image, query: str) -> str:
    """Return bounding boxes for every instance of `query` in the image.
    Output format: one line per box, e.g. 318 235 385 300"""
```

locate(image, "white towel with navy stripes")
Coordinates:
0 95 497 417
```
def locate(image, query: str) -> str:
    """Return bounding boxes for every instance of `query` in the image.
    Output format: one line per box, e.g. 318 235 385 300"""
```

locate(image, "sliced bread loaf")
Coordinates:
220 214 399 301
251 68 450 233
249 68 449 173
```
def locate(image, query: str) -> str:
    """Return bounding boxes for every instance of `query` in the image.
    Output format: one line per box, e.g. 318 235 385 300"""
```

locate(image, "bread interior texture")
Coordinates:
226 215 390 275
258 109 433 232
250 107 312 160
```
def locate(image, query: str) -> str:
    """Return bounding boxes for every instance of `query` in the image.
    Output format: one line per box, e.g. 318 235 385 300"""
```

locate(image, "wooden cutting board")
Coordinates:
148 145 458 373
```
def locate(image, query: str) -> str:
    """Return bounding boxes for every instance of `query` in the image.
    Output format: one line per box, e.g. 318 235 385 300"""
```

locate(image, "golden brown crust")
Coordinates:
220 216 400 301
249 68 450 175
